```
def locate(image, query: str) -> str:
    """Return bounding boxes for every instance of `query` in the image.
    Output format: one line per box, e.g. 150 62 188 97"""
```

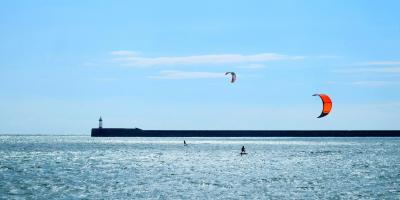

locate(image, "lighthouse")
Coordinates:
99 117 103 129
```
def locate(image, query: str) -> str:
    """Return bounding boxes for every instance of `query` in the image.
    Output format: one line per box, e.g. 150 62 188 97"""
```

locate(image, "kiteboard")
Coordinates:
240 152 247 156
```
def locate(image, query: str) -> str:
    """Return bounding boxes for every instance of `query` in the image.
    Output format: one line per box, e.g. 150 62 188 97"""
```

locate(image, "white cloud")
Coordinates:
237 64 265 69
148 70 226 79
337 61 400 74
334 67 400 74
329 81 400 87
356 61 400 66
352 81 400 87
111 52 304 67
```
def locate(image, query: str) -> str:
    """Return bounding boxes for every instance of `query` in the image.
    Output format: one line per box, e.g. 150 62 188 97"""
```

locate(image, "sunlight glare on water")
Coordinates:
0 136 399 199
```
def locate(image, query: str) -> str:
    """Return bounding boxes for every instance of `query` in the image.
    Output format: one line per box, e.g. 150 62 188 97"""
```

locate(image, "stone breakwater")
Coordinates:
91 128 400 137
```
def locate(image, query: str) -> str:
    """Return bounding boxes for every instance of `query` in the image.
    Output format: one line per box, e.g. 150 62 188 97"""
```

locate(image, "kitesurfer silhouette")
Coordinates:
241 146 246 155
184 140 187 146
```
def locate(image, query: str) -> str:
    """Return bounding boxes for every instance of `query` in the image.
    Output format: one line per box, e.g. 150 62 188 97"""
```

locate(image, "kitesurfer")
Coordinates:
184 140 187 146
241 146 246 154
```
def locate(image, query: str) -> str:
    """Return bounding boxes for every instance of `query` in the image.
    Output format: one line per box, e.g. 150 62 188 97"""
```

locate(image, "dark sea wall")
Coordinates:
91 128 400 137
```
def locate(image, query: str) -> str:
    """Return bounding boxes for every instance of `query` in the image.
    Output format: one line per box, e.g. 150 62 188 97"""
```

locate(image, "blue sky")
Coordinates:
1 0 400 134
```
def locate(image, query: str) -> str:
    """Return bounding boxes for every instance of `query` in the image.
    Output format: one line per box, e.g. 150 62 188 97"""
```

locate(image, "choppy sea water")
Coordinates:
0 136 399 199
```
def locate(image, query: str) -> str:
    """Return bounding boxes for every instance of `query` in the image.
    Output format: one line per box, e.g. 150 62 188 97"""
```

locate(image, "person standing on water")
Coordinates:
184 140 187 146
241 146 246 154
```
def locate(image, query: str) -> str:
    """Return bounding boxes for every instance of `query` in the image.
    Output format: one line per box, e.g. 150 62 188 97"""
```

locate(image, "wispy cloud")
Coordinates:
148 70 226 79
352 81 400 87
332 61 400 87
237 64 265 69
356 61 400 66
329 80 400 87
337 60 400 74
111 52 304 67
334 67 400 74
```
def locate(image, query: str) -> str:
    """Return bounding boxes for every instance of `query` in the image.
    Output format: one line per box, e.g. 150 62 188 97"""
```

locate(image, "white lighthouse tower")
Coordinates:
99 117 103 129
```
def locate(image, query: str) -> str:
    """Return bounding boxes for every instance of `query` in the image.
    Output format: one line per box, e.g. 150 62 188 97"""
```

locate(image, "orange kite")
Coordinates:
313 94 332 118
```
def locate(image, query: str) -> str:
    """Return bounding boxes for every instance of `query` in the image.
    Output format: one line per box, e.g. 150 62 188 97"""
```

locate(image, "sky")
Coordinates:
1 0 400 134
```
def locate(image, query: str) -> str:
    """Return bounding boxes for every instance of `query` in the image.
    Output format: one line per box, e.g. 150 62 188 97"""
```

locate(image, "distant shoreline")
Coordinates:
91 128 400 137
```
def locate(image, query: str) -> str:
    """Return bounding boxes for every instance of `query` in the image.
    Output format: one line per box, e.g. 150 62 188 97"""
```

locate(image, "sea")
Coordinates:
0 136 399 199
